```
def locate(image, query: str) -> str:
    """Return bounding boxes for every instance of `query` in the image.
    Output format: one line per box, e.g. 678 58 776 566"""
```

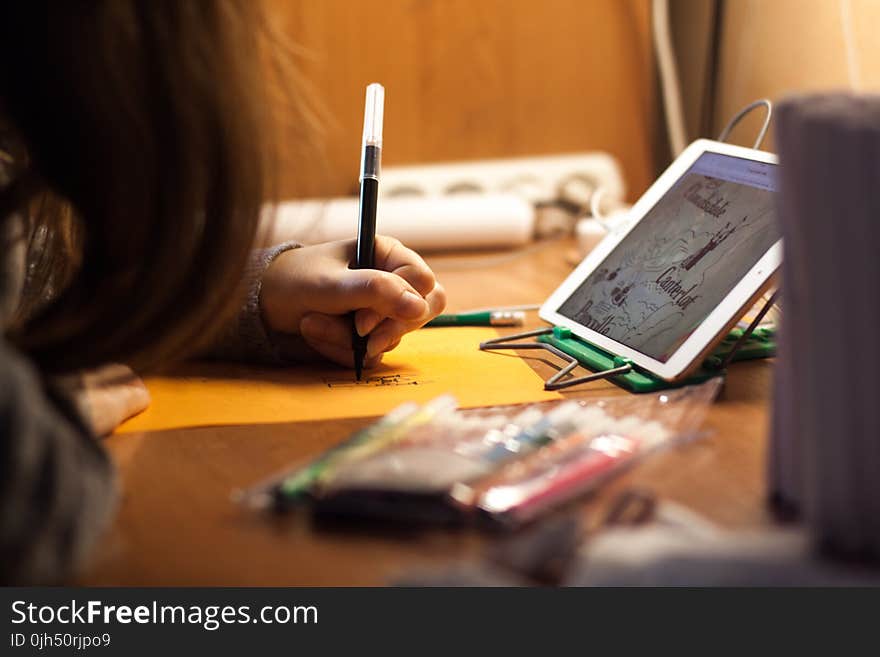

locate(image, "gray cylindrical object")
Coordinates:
772 93 880 561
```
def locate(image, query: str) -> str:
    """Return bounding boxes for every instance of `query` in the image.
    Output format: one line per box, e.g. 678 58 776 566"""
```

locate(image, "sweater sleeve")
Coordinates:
0 337 116 584
200 240 303 365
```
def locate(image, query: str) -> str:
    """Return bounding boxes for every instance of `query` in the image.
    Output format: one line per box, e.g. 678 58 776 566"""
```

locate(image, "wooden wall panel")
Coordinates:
670 0 880 152
267 0 654 200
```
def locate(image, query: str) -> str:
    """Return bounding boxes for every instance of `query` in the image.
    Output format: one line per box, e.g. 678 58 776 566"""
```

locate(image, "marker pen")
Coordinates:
272 401 421 505
315 395 458 487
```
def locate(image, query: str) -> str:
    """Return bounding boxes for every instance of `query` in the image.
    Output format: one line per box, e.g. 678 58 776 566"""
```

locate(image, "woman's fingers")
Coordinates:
300 313 352 347
354 308 382 337
266 236 445 372
332 261 443 338
261 237 440 338
300 329 383 370
301 312 405 360
302 281 445 362
373 235 437 296
336 269 429 320
365 283 447 357
302 312 403 361
366 324 402 358
77 364 151 436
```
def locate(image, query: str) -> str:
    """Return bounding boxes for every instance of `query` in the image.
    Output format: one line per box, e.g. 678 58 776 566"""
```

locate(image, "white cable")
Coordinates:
717 99 773 149
652 0 688 157
839 0 863 91
589 187 609 229
587 185 632 235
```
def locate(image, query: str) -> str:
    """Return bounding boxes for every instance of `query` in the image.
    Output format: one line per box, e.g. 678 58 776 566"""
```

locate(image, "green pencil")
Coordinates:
424 310 525 328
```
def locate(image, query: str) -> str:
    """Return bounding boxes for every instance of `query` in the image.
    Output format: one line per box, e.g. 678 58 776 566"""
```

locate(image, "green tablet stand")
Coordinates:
479 292 777 393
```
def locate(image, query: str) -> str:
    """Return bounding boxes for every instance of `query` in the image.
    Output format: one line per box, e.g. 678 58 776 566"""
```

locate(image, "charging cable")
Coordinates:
717 99 773 149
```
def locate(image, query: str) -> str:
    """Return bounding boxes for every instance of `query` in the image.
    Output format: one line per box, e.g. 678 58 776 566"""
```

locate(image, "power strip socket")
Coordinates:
380 152 626 208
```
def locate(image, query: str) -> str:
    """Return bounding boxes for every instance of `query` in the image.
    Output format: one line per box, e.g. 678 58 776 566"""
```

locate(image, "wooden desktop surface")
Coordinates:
84 238 775 586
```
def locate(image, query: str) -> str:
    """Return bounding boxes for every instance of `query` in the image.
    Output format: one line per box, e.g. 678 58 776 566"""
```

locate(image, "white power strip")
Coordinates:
381 152 626 207
272 194 535 252
269 152 627 252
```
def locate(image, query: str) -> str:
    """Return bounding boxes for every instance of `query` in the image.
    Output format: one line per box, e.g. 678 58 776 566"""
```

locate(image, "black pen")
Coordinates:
352 83 384 380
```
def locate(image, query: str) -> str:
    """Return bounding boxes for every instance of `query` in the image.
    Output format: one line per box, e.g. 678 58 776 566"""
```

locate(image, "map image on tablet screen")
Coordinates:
557 152 778 362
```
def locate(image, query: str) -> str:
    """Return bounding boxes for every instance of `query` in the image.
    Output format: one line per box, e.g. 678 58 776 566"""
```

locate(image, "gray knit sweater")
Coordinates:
0 234 299 583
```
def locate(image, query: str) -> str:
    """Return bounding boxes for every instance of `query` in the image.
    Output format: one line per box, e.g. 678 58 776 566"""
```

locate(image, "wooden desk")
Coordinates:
84 239 776 585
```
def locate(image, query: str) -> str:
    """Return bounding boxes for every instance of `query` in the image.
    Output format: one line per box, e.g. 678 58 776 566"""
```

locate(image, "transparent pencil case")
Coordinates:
243 379 722 529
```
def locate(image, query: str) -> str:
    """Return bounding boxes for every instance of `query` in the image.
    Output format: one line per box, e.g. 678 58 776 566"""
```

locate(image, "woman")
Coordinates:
0 1 445 583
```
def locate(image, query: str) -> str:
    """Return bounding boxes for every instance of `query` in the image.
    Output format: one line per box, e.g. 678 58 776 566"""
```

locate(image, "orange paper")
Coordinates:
116 327 560 433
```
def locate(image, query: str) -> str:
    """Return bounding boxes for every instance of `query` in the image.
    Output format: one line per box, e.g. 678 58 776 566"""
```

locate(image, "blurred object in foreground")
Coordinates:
771 93 880 562
396 500 880 586
566 525 879 586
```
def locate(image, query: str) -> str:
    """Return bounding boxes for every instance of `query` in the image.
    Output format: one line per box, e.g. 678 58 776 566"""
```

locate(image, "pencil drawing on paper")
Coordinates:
323 373 430 389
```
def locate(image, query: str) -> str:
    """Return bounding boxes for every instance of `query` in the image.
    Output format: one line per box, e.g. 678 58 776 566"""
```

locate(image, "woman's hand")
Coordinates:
259 236 446 369
56 364 151 436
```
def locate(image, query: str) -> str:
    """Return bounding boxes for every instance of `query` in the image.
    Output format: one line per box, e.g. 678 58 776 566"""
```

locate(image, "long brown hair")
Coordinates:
0 0 311 373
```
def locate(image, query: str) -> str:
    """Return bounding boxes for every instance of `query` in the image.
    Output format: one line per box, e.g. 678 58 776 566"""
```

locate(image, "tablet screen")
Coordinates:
556 152 778 362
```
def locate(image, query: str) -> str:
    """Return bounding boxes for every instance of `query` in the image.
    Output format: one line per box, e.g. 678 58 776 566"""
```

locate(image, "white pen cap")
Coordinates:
362 83 384 148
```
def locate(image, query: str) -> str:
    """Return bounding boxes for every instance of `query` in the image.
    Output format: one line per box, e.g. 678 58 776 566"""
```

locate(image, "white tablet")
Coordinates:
540 139 781 381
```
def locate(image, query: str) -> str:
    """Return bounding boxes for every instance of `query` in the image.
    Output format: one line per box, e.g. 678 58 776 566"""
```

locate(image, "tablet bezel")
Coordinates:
539 139 781 382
